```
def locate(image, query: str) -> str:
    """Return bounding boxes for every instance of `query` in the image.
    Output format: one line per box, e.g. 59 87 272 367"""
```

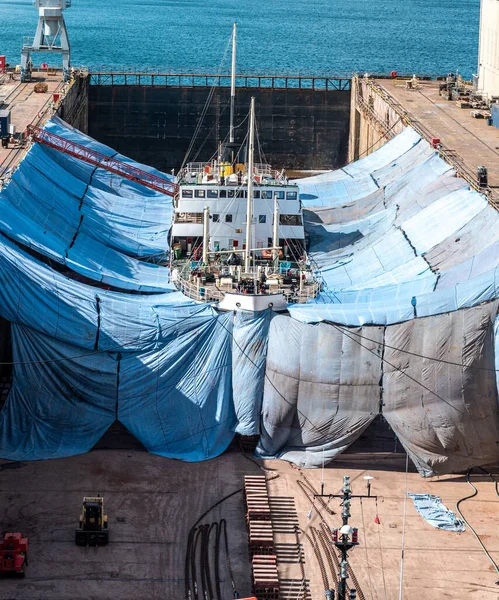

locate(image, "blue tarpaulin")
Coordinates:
1 118 499 475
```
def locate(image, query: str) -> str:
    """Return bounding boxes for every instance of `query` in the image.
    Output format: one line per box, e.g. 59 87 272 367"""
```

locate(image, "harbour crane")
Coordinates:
21 0 72 82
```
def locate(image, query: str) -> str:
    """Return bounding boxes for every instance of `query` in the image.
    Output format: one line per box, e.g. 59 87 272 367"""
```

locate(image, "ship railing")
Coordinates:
184 162 209 174
171 260 321 303
172 270 225 303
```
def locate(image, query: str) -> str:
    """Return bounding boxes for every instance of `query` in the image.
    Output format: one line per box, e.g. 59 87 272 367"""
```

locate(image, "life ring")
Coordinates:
390 70 397 78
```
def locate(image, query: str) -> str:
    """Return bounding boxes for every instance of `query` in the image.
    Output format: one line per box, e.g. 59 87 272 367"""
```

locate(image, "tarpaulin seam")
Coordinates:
370 173 380 190
398 225 418 259
94 296 101 351
115 352 121 420
195 323 210 458
379 326 386 414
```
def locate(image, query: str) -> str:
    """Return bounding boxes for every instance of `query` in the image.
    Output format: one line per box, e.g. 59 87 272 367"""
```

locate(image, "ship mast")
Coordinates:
229 22 237 144
245 97 255 272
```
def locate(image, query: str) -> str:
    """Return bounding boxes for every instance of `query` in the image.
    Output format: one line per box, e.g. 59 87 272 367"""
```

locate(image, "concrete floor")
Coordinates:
375 79 499 202
0 445 255 600
0 72 64 179
1 430 499 600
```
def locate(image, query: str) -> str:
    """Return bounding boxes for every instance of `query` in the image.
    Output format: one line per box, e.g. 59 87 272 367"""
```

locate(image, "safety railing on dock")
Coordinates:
88 70 352 91
360 75 499 207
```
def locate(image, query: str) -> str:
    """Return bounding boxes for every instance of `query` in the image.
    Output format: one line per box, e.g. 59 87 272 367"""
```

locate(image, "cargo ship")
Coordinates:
169 26 319 311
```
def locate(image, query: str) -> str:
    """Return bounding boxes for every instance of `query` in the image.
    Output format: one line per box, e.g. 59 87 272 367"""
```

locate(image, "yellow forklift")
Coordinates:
75 497 109 546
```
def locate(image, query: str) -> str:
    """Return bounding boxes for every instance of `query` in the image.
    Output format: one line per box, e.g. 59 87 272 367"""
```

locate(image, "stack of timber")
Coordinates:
244 475 280 599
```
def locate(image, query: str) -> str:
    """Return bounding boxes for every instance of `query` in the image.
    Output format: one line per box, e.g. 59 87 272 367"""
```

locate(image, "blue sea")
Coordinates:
0 0 480 77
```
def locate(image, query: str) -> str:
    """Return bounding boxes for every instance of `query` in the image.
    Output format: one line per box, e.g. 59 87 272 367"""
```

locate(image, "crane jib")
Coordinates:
26 125 178 197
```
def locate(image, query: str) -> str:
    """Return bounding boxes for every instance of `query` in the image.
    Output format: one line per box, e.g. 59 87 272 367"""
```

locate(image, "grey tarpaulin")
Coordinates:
256 303 499 476
383 301 499 476
256 316 383 467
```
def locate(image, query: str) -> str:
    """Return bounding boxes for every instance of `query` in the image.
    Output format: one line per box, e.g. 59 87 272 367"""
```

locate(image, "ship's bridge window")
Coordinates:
225 214 233 223
280 214 302 226
286 191 298 200
259 215 267 223
253 190 261 199
228 190 235 198
195 189 206 198
207 189 218 198
236 190 246 198
182 189 193 198
274 191 285 200
219 190 227 198
212 214 220 222
262 190 272 199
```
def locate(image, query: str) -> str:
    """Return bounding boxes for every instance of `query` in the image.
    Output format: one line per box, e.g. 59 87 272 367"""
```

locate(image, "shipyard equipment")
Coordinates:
0 533 28 576
75 497 109 546
26 125 178 197
21 0 71 82
478 165 488 189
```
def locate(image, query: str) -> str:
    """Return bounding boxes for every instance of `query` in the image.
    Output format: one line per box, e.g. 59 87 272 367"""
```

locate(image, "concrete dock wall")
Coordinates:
348 75 406 163
58 74 89 133
88 85 351 172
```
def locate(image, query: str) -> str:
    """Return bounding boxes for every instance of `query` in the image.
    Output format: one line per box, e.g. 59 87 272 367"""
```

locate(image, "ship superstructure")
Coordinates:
169 26 319 310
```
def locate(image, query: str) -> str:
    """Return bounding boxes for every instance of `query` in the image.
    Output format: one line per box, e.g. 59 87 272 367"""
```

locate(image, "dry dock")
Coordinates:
1 71 499 600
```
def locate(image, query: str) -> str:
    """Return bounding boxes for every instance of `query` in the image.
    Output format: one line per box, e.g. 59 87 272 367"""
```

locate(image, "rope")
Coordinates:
398 453 409 600
455 471 499 584
359 499 375 599
376 512 388 600
180 32 233 170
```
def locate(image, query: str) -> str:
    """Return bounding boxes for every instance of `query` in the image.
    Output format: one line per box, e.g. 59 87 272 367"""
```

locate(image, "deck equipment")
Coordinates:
0 533 28 576
75 496 109 546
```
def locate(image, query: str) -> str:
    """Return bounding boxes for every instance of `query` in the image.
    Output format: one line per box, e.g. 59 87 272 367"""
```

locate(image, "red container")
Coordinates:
431 137 441 148
53 93 60 103
0 56 6 73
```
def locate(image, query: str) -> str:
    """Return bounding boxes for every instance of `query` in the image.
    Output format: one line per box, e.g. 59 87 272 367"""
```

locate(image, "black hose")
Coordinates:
455 470 499 584
185 526 196 600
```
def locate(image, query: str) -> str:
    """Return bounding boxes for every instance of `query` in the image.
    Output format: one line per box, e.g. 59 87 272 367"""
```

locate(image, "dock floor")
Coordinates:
1 432 498 599
375 79 499 200
0 72 64 181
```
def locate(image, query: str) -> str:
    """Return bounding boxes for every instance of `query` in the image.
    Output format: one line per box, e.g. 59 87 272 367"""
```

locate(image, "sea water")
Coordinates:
0 0 480 77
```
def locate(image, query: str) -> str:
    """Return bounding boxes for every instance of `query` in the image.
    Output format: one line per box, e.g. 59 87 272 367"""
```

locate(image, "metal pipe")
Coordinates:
273 192 279 269
202 205 210 264
244 97 255 272
229 22 237 144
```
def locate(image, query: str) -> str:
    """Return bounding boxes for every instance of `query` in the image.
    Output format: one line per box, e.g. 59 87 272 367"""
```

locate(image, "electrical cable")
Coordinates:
350 118 403 162
180 33 233 171
376 511 388 600
331 324 499 374
359 498 375 600
326 321 467 414
455 470 499 585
